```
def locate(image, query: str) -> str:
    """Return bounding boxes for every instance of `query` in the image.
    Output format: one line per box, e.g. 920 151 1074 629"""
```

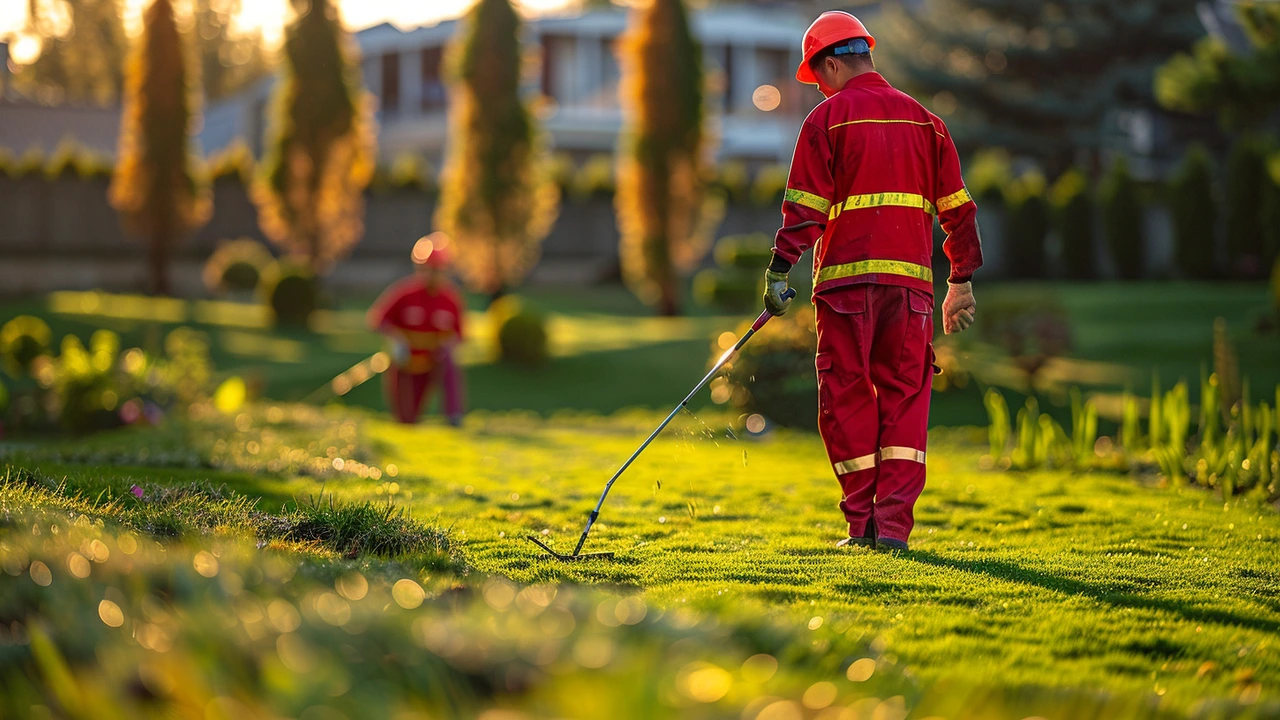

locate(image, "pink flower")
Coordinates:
130 485 144 499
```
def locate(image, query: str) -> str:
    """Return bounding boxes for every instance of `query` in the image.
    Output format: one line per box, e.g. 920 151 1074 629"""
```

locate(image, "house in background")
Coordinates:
199 6 814 167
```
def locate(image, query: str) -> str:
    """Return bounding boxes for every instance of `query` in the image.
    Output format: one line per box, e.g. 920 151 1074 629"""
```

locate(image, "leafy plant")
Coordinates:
984 388 1010 461
717 306 818 429
202 237 274 295
1 316 53 378
490 296 549 367
260 262 319 328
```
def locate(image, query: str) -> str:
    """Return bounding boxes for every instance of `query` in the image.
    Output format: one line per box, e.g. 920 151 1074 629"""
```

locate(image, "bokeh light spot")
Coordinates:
193 551 219 578
29 561 52 587
392 578 425 609
742 653 778 683
753 84 782 112
98 599 124 628
846 657 876 682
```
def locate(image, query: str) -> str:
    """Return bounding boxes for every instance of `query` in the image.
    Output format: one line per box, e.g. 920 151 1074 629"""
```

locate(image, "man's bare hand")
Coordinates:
942 281 976 335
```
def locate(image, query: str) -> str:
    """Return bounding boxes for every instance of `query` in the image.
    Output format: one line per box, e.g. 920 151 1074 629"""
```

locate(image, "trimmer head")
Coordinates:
526 536 615 562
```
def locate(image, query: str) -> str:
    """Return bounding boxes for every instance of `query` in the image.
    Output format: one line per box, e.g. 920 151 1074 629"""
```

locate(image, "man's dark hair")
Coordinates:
809 38 874 74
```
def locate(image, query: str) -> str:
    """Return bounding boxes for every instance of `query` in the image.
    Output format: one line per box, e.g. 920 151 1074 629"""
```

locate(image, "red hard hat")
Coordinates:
796 11 876 85
412 232 453 268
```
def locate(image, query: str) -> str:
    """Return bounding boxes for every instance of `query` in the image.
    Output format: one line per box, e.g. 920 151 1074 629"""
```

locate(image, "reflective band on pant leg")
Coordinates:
880 446 926 464
834 453 878 475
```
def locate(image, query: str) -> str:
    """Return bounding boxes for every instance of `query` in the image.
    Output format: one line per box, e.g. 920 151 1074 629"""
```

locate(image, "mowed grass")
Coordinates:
9 408 1280 716
2 282 1275 426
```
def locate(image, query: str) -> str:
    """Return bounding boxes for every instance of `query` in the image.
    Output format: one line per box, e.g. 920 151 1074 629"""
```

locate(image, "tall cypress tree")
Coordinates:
880 0 1204 170
1101 157 1146 280
1169 145 1218 279
109 0 210 296
616 0 713 316
253 0 374 275
435 0 559 299
1225 136 1271 278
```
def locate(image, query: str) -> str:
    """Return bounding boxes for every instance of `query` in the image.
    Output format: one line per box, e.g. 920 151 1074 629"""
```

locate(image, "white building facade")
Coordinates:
201 7 815 166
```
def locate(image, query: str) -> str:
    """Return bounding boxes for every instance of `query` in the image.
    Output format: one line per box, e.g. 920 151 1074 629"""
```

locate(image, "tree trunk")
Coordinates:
658 277 679 317
148 226 172 296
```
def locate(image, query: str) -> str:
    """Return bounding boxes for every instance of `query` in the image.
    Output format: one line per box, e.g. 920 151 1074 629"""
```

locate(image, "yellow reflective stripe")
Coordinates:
829 118 934 131
937 187 973 213
880 447 926 464
816 260 933 285
834 454 878 475
784 188 831 213
828 192 936 220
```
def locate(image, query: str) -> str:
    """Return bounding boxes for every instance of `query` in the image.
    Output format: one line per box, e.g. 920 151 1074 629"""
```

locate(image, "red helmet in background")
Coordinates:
796 11 876 85
412 232 453 269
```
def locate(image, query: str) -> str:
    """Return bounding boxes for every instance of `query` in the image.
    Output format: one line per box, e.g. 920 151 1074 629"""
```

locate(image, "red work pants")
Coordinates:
384 351 464 424
815 284 934 543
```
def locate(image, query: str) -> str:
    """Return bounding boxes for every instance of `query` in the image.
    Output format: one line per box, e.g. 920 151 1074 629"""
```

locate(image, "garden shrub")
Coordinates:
260 262 319 328
717 306 818 430
966 148 1014 204
490 296 549 367
978 296 1073 391
1169 145 1218 279
572 154 616 200
207 140 255 184
1 316 53 378
694 234 772 312
1226 136 1269 278
750 164 788 207
713 233 775 270
1005 171 1049 279
203 238 274 296
1050 168 1096 280
1100 157 1145 280
373 152 432 193
1272 256 1280 322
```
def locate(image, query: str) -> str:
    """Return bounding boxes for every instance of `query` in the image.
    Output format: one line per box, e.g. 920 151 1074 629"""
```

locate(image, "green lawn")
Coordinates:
3 406 1278 718
3 282 1275 427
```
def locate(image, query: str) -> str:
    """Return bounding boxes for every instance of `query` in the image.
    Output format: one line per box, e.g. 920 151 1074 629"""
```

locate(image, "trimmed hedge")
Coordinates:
1169 145 1218 279
1101 157 1145 280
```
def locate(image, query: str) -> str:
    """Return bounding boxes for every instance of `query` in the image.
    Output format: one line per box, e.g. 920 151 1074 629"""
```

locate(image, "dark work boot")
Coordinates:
877 538 909 553
838 518 877 549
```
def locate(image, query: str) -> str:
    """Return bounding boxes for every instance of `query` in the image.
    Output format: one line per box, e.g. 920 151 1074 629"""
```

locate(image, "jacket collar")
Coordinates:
841 71 889 92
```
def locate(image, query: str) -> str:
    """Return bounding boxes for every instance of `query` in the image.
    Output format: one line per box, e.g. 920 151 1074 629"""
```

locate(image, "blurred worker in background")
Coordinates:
367 233 466 426
763 11 983 552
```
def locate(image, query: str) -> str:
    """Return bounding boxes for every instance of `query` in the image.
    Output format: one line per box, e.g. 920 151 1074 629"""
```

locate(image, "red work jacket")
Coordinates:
773 72 982 296
367 278 465 374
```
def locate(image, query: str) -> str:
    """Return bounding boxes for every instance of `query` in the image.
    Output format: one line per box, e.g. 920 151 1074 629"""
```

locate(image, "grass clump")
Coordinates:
283 493 458 565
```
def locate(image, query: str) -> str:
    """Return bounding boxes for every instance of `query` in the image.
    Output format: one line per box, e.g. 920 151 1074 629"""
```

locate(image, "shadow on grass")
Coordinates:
908 551 1280 636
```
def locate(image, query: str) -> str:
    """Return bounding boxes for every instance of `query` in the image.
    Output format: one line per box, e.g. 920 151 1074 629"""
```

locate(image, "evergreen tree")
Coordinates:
616 0 713 316
880 0 1204 170
1156 3 1280 130
1050 168 1097 280
253 0 374 275
435 0 559 299
1003 171 1049 279
1100 157 1146 280
15 0 129 105
108 0 210 296
1168 145 1218 279
1225 136 1271 278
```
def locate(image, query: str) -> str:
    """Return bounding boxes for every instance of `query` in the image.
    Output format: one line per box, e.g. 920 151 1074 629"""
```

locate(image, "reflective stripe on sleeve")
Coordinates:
880 447 926 464
815 260 933 285
834 454 878 475
784 188 831 214
828 192 936 220
937 187 973 213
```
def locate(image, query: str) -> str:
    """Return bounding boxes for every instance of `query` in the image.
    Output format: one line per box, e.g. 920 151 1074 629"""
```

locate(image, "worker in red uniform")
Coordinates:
368 233 466 426
764 12 982 551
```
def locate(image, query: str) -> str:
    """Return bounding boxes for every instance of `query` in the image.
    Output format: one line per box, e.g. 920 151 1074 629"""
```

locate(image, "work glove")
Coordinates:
942 281 976 335
764 270 793 317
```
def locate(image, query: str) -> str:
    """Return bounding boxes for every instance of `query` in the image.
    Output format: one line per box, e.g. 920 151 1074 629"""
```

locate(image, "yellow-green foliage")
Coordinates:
0 316 53 378
202 237 274 295
108 0 211 295
435 0 558 296
206 139 256 184
616 0 715 315
254 0 375 275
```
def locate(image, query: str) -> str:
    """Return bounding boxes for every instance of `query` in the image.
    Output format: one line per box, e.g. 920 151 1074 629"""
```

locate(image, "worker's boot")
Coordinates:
837 518 877 549
876 538 908 553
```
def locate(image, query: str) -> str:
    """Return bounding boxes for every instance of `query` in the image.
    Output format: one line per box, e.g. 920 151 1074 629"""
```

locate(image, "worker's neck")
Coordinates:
837 66 875 87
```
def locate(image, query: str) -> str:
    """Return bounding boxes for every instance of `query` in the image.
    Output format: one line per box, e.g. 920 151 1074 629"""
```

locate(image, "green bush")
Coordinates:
203 237 274 295
713 233 774 270
1004 171 1049 279
693 269 760 313
1272 257 1280 322
260 263 319 328
750 164 789 207
571 154 616 199
373 152 433 193
490 296 549 367
1050 169 1096 280
718 306 818 429
1226 136 1269 278
1101 157 1145 280
1169 145 1218 279
1 316 53 378
966 148 1014 204
206 140 255 184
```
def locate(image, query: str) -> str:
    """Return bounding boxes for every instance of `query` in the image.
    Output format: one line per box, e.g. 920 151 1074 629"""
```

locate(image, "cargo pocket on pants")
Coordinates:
898 289 934 392
816 351 834 420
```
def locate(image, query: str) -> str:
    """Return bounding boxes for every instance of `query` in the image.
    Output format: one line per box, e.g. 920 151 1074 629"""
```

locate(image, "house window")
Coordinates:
541 34 572 103
381 53 401 115
421 47 446 112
